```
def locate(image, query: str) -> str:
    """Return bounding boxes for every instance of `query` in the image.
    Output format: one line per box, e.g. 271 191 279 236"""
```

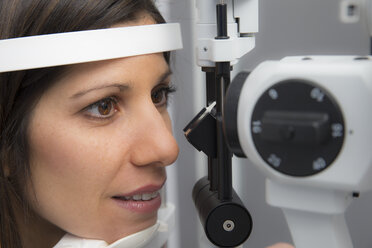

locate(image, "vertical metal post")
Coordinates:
215 3 233 201
204 67 218 191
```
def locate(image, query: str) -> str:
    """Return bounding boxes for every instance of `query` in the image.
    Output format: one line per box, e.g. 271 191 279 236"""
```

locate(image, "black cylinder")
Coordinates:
192 177 253 247
216 4 229 39
224 72 250 158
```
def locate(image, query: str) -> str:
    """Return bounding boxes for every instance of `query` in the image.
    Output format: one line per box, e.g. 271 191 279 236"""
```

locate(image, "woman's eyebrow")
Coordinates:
70 68 172 99
70 83 130 99
157 69 172 85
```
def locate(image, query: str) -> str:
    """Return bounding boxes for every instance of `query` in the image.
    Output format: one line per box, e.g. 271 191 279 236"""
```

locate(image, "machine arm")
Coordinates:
184 0 258 247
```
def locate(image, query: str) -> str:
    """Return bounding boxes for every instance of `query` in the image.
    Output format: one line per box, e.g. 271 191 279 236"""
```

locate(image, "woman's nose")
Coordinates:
130 104 179 167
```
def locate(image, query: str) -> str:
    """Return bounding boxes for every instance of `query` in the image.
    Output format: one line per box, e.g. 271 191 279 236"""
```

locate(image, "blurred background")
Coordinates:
156 0 371 247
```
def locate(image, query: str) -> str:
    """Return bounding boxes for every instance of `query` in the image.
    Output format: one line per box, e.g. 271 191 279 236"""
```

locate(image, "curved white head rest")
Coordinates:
0 23 183 73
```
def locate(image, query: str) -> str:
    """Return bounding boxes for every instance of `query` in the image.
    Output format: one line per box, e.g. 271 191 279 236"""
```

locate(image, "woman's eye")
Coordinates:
84 97 118 119
151 85 176 107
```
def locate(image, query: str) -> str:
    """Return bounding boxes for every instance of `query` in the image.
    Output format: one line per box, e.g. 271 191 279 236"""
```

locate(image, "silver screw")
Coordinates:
223 220 235 232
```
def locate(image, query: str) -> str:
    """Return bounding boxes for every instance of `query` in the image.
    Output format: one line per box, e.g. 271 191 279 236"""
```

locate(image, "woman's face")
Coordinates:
27 20 179 243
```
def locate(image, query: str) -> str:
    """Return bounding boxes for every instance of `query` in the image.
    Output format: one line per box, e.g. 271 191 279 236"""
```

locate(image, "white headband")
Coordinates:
0 23 183 73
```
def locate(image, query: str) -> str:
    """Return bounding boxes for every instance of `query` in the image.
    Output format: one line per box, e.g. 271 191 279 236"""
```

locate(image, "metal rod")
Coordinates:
205 69 216 105
216 4 229 39
201 4 233 198
215 4 233 200
204 68 218 191
215 62 233 200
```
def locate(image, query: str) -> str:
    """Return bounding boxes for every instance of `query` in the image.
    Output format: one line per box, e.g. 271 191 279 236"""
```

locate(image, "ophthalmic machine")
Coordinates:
185 0 372 248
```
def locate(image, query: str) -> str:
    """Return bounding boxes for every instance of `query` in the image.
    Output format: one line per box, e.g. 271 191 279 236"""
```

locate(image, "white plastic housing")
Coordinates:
0 23 183 73
340 0 372 35
195 0 257 67
53 203 175 248
238 56 372 192
233 0 259 33
237 56 372 248
340 0 361 23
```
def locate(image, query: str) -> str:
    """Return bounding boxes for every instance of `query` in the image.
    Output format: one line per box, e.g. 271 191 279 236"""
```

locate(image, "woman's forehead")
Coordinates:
112 11 157 28
53 53 170 95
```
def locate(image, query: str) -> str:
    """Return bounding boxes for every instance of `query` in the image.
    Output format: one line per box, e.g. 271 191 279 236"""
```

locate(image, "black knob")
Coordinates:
251 80 345 177
260 111 331 145
192 177 253 247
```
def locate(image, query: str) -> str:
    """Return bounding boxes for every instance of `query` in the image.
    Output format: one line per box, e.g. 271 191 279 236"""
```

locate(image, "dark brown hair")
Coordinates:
0 1 167 247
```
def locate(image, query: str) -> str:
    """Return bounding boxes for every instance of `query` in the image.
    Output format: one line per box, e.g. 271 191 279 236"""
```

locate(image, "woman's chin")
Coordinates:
102 216 158 244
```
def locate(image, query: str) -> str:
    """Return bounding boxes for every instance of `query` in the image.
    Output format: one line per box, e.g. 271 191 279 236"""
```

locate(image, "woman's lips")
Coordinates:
112 184 163 213
112 194 161 213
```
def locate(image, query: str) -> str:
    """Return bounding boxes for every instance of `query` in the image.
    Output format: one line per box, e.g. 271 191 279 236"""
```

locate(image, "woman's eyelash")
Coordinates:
153 84 177 106
164 84 177 105
164 84 177 95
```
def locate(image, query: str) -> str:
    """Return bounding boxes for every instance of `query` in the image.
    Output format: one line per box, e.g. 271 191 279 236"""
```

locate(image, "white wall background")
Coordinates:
157 0 372 247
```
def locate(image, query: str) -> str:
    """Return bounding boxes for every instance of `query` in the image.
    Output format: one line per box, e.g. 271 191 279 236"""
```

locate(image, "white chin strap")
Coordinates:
0 23 183 73
53 203 176 248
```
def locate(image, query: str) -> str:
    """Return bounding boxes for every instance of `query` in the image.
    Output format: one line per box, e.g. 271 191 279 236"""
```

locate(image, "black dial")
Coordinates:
251 80 345 177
